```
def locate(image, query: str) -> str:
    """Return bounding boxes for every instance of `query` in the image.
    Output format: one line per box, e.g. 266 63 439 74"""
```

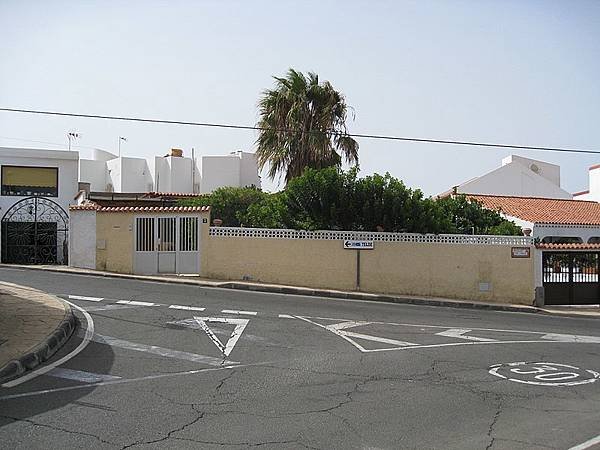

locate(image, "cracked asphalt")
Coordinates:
0 267 599 450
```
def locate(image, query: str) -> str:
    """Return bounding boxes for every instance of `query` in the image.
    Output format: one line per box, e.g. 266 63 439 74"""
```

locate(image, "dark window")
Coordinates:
1 166 58 197
588 237 600 244
541 236 583 244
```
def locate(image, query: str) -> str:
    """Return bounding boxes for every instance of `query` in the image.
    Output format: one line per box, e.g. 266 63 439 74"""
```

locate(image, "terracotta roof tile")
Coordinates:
70 201 210 213
466 194 600 226
536 243 600 250
97 205 210 212
143 192 208 198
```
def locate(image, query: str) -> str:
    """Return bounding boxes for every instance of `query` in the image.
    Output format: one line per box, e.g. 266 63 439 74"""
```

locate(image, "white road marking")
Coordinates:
169 304 206 311
278 314 295 319
542 333 600 344
83 304 140 312
569 434 600 450
194 317 249 356
0 362 271 401
93 334 237 366
68 295 104 302
295 317 417 352
47 368 122 383
435 328 496 342
221 309 257 316
489 362 600 387
2 300 95 388
116 300 159 307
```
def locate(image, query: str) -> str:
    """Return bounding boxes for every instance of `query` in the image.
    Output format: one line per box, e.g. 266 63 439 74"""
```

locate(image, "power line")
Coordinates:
1 107 598 156
0 135 110 152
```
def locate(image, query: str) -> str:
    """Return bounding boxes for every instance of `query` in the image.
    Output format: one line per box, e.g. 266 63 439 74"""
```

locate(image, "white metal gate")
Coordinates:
133 215 200 275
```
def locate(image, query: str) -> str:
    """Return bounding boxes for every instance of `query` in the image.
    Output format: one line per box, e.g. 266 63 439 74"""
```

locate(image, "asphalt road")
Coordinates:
1 267 600 450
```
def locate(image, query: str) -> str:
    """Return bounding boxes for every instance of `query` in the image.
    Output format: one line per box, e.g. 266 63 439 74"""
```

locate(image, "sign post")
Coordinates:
344 240 374 290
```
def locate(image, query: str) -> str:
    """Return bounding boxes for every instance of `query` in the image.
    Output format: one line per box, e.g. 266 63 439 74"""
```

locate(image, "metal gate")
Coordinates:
133 215 199 274
1 197 69 265
542 252 600 305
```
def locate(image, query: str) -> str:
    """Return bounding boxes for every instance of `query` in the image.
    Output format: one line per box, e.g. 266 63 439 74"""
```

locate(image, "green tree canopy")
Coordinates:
182 168 522 236
256 69 359 184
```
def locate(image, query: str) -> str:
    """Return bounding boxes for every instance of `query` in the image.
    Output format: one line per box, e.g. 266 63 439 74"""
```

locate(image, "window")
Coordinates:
1 166 58 197
588 237 600 244
541 236 583 244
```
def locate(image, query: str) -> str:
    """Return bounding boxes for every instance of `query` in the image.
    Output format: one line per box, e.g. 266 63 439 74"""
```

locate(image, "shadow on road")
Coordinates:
0 319 116 426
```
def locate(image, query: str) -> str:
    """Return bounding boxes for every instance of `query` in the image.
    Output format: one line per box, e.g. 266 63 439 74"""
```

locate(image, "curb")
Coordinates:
0 297 77 385
1 264 598 319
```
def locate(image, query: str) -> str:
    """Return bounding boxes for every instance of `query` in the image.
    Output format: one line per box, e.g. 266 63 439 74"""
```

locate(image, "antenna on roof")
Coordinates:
67 131 80 151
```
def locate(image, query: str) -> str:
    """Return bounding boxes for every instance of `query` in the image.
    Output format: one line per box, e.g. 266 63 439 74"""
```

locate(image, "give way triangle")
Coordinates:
194 316 249 357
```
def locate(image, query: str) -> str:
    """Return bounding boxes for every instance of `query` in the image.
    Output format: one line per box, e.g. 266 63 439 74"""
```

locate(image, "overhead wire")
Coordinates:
0 107 598 155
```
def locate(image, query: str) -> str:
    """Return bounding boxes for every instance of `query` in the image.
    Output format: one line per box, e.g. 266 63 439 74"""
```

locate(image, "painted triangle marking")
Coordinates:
194 316 249 357
295 316 417 352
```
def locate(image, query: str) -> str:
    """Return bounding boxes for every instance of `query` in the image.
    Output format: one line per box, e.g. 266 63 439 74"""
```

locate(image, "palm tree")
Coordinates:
256 69 359 184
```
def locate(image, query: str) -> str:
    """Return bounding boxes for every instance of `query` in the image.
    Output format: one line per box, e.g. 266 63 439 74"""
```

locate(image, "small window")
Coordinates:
588 237 600 244
541 236 583 244
1 166 58 197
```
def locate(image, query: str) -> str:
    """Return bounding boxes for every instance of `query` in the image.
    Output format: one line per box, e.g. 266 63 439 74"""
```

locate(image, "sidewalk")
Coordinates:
2 264 600 319
0 281 76 384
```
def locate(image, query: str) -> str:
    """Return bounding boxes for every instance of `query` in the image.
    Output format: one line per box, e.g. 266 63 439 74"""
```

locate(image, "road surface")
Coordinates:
1 267 599 449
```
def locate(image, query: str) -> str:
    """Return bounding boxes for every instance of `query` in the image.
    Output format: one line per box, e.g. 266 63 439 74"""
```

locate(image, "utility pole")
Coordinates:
191 147 196 193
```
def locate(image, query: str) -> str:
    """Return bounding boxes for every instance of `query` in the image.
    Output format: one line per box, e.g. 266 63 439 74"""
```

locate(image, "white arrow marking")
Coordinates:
436 328 497 342
194 317 249 357
296 317 417 352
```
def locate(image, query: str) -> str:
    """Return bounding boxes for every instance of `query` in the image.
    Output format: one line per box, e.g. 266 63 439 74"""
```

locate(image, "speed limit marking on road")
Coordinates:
489 362 600 386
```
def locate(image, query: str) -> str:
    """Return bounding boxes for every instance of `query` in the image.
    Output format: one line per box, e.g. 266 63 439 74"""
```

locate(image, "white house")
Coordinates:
573 164 600 202
443 155 573 199
79 149 261 194
0 147 79 264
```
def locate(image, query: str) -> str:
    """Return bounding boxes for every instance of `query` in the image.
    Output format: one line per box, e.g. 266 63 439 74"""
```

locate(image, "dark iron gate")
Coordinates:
542 252 600 305
1 197 69 265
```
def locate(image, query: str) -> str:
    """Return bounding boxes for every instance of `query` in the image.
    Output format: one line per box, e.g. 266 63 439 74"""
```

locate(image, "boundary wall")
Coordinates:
203 228 535 305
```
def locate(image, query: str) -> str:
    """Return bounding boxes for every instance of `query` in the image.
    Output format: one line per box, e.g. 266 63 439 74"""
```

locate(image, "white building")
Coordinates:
79 149 261 194
443 155 573 199
0 147 79 264
573 164 600 202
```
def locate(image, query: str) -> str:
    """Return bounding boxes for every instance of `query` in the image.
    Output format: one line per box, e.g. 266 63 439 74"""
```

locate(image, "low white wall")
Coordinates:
69 210 97 269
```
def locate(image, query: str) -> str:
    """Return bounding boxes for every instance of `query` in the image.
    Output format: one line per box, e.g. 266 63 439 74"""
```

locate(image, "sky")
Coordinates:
0 0 599 196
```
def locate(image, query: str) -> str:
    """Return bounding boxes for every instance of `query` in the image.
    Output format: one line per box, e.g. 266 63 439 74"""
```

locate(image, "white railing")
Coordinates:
209 227 534 246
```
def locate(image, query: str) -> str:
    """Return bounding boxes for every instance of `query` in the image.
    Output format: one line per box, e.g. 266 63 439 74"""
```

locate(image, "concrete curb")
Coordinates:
0 295 77 385
1 264 598 319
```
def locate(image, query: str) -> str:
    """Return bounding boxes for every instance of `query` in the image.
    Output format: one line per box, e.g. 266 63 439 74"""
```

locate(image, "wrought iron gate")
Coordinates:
1 197 69 265
542 252 600 305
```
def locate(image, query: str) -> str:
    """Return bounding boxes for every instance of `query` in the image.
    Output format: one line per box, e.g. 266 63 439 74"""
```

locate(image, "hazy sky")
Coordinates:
1 0 599 195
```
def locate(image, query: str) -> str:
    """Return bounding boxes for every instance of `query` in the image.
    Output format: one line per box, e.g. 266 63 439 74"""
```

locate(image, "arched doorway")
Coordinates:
1 197 69 264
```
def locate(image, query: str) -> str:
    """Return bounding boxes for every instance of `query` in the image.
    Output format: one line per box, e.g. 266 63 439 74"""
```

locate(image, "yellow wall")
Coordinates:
96 212 134 274
202 236 535 305
203 237 356 291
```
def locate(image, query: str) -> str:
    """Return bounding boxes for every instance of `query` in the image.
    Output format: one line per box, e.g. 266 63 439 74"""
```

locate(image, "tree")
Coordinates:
179 169 522 236
435 195 522 235
256 69 359 184
179 186 268 227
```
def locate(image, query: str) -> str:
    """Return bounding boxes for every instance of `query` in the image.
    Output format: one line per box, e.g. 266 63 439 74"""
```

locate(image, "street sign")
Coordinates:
511 247 531 258
344 240 374 250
